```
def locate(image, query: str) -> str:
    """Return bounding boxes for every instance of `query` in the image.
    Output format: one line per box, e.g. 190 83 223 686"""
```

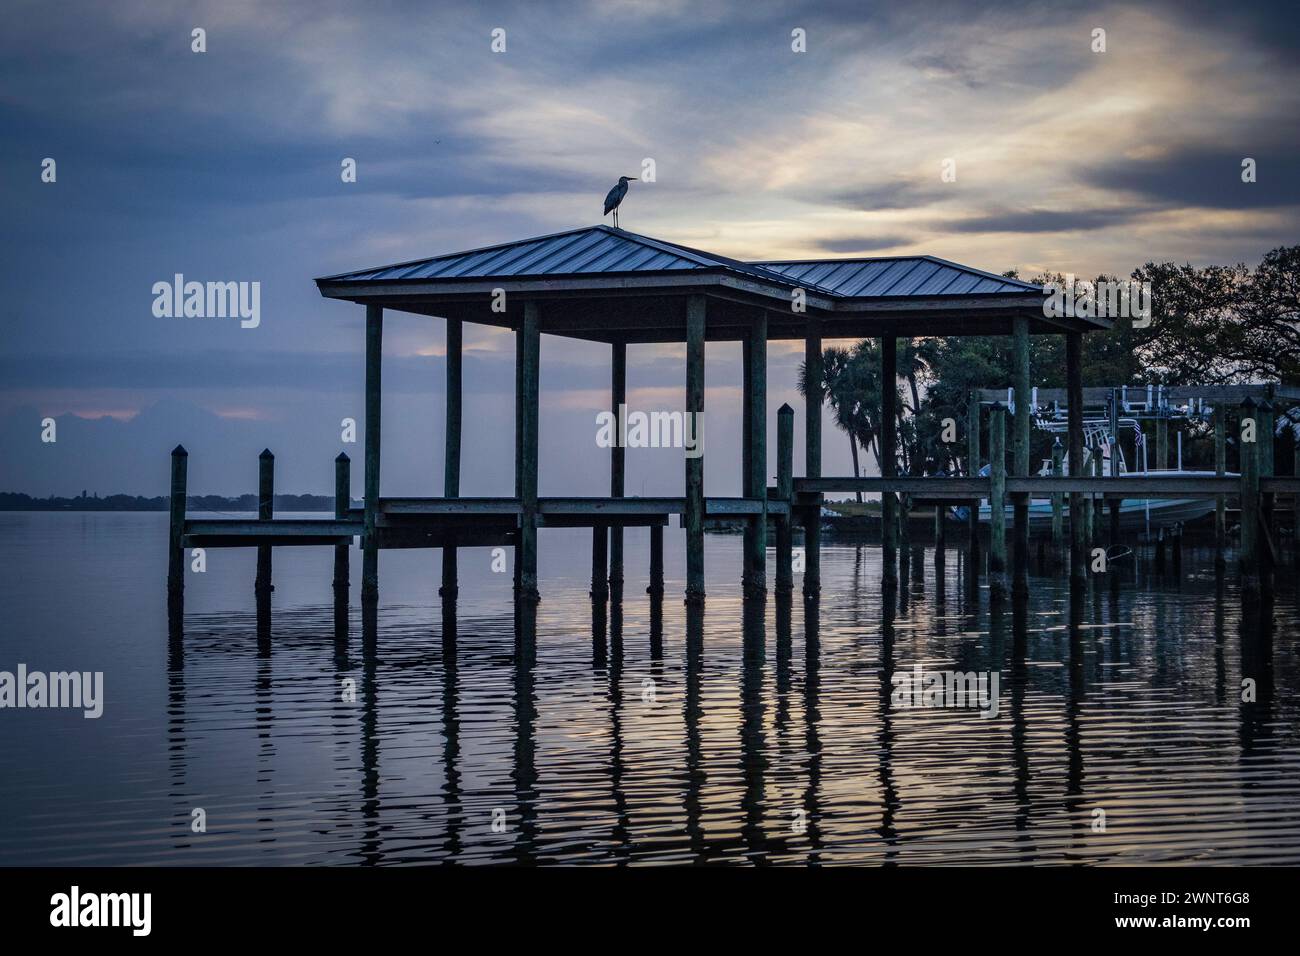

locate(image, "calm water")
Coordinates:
2 511 1298 865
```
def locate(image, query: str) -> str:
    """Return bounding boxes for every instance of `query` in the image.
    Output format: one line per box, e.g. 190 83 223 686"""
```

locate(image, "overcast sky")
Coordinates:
2 0 1297 497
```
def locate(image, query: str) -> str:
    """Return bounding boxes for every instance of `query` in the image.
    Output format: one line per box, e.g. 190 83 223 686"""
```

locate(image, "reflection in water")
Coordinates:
5 518 1300 867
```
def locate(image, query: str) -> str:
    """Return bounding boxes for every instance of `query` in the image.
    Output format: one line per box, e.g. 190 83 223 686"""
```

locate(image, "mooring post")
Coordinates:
1294 438 1300 568
1155 412 1169 471
255 448 274 600
1259 400 1275 597
362 304 383 604
441 317 462 600
1050 438 1064 563
744 311 768 597
1214 403 1227 565
1108 388 1122 573
1092 452 1105 543
967 390 981 573
168 444 188 601
608 341 626 603
803 318 822 600
1066 332 1086 586
685 294 706 605
881 336 898 588
334 452 350 596
648 524 665 598
1239 398 1260 594
1011 315 1031 599
989 403 1008 598
776 402 794 595
591 522 609 602
516 301 541 603
934 494 946 571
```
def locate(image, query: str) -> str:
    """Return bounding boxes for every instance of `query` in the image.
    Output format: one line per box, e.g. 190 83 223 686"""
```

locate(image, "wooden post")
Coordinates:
168 444 188 600
685 294 706 605
1239 398 1260 594
1108 388 1121 571
744 312 768 597
648 524 665 598
591 523 609 601
608 341 626 602
334 452 350 596
255 448 274 599
1215 403 1227 564
1011 316 1031 598
803 319 822 600
1156 413 1168 471
516 301 541 602
1066 331 1086 586
989 403 1008 598
1050 438 1064 563
967 391 981 571
1091 452 1104 543
934 495 946 568
362 304 383 604
441 318 462 600
1259 400 1275 597
776 403 794 595
881 336 898 588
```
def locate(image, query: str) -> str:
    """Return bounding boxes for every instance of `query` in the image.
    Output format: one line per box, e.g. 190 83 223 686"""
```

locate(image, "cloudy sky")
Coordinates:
2 0 1297 497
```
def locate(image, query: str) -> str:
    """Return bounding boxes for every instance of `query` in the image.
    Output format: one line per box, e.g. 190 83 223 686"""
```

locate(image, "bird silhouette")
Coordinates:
603 176 638 228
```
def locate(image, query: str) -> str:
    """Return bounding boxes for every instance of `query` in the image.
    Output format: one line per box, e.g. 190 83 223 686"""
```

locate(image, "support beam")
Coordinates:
685 295 706 605
989 403 1008 598
648 524 665 598
1011 316 1030 598
803 319 822 599
881 336 898 587
591 522 609 601
362 306 383 603
608 341 626 602
334 452 350 596
776 403 794 595
1066 331 1086 586
1259 400 1275 598
516 302 541 602
744 311 768 597
441 318 462 600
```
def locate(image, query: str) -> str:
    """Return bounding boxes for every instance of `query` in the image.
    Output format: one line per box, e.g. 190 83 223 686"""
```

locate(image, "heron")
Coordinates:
603 175 638 228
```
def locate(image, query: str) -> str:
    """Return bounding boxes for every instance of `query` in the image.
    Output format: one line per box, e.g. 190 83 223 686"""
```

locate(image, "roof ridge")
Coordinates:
752 253 1041 291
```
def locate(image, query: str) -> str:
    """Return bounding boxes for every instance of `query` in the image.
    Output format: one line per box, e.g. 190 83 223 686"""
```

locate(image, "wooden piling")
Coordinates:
803 319 822 600
334 452 350 595
989 402 1008 598
967 390 981 572
744 311 768 597
1214 403 1227 562
1066 331 1086 586
881 336 898 588
168 444 188 600
1108 388 1122 572
516 301 541 602
1050 438 1064 563
648 524 665 598
591 523 609 601
441 318 462 600
1239 398 1260 594
685 294 706 605
1156 414 1169 471
362 304 383 603
608 341 626 602
256 448 274 599
1011 316 1030 598
776 402 794 595
1259 400 1275 596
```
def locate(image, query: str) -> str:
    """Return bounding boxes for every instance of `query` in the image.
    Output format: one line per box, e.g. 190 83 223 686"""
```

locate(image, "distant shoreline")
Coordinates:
0 492 354 512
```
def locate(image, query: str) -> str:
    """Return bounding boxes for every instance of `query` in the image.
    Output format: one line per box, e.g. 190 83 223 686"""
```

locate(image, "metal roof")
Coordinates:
319 226 1034 299
750 256 1041 297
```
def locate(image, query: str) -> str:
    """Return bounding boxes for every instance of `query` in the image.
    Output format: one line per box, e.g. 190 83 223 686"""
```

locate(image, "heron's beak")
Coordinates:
626 176 639 181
